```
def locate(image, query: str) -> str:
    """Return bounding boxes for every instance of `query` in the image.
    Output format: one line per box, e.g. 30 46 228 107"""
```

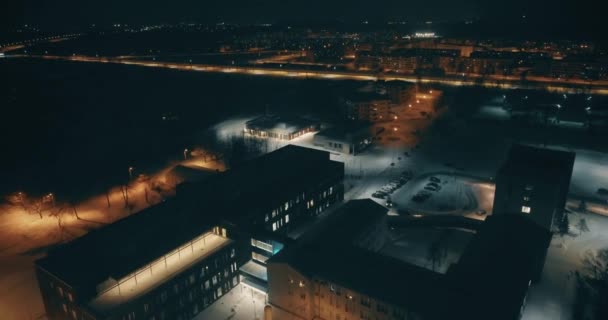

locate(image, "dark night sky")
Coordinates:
2 0 604 38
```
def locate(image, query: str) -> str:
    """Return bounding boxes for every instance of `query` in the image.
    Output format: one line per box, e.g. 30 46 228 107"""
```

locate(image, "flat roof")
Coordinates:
314 122 372 142
89 233 231 315
38 145 341 293
270 200 448 315
270 200 553 320
245 114 318 135
180 145 344 226
447 214 552 319
499 144 575 181
37 200 219 294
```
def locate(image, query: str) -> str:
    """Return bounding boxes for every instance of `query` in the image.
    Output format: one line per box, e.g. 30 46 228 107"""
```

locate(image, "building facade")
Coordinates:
36 145 345 320
492 144 575 231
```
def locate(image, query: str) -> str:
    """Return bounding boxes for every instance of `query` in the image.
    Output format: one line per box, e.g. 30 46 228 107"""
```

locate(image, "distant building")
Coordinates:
36 145 344 320
267 200 552 320
313 122 375 155
244 115 320 140
492 144 575 231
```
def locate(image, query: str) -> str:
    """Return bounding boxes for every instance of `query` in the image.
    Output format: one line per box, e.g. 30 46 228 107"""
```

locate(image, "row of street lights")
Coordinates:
127 148 190 180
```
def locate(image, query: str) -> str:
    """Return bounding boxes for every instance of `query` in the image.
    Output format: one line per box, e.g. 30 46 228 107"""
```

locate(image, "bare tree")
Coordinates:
577 218 590 235
105 189 111 208
575 249 608 319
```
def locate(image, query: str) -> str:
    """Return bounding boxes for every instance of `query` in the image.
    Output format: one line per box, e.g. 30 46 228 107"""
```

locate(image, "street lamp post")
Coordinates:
48 193 55 207
183 148 189 160
128 166 134 180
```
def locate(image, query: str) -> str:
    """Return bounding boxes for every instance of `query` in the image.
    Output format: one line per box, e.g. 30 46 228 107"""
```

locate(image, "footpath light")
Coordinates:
128 166 134 179
183 148 189 160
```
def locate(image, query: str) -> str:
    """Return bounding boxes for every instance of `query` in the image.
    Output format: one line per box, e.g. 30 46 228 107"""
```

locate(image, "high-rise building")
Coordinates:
492 144 575 231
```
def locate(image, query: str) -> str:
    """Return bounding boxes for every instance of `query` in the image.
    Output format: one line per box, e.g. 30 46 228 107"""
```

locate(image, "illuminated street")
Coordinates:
2 4 608 320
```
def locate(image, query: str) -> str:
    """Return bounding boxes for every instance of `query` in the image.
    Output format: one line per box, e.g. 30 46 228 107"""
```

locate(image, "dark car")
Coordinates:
424 185 440 192
427 182 440 188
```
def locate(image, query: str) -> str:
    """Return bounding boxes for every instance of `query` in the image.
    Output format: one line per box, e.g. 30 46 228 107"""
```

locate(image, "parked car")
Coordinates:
386 198 393 208
372 192 387 199
424 185 440 192
429 176 440 183
427 182 440 189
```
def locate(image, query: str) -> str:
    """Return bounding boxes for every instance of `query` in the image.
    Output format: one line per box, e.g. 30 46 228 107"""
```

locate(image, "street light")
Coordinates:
183 148 189 160
128 166 134 179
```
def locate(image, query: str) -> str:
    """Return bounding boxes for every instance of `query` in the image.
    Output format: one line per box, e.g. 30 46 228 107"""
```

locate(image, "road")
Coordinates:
14 54 608 95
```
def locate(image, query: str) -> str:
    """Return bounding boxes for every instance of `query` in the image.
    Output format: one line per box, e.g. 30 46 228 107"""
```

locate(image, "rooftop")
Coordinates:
314 122 373 143
89 232 231 315
270 200 448 315
37 200 218 294
244 114 318 135
447 214 552 319
499 144 575 182
38 145 342 296
270 200 553 320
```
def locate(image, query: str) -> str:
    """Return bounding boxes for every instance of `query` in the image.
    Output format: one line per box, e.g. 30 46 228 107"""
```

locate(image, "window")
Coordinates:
251 239 273 253
521 206 532 214
67 293 74 302
272 222 277 231
523 196 531 201
525 184 534 191
360 296 371 307
285 214 290 223
377 303 388 313
252 252 269 263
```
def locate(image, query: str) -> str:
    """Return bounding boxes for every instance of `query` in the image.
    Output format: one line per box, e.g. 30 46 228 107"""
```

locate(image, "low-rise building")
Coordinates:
267 200 552 320
313 122 375 155
36 145 344 320
244 115 320 140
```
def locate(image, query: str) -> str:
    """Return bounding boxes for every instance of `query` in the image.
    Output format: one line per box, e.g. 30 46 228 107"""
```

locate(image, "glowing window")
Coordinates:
521 206 531 214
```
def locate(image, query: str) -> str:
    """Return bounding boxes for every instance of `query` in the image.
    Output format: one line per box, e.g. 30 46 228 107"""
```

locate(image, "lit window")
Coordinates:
521 206 531 214
272 222 277 231
285 214 290 223
523 196 530 201
525 185 534 191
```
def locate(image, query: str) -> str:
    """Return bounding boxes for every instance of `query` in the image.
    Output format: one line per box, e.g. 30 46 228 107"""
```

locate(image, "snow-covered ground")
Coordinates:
380 227 475 274
0 156 225 319
522 207 608 320
192 283 266 320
